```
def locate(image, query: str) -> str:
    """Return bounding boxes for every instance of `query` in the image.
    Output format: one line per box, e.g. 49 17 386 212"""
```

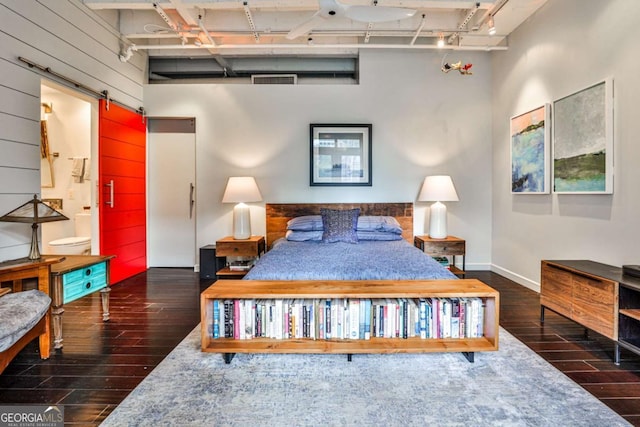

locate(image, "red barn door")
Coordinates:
98 100 147 284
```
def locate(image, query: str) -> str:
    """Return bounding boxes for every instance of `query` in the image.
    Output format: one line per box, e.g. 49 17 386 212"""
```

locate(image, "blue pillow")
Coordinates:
286 215 323 231
285 230 323 241
356 231 403 241
356 216 403 234
320 208 360 243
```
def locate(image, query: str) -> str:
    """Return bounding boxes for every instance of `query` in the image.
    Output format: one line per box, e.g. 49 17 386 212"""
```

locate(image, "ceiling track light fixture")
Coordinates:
448 2 479 45
488 17 496 35
364 22 374 44
437 34 445 48
243 2 260 43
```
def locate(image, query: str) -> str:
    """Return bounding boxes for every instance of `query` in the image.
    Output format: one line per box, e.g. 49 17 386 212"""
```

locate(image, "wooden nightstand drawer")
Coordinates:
216 236 265 257
421 240 465 256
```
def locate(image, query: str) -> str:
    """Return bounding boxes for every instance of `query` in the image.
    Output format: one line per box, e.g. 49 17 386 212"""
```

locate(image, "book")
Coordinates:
364 299 371 340
228 259 254 271
212 300 220 338
224 300 234 338
419 299 427 339
349 299 360 339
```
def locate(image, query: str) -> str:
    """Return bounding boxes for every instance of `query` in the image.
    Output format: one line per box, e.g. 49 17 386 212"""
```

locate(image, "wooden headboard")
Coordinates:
265 203 413 248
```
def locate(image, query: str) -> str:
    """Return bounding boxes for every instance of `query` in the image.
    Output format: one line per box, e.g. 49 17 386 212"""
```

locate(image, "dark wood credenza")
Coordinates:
541 260 640 364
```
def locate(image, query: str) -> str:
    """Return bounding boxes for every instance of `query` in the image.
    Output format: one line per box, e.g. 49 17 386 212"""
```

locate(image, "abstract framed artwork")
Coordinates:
310 124 372 186
510 104 551 194
552 78 614 194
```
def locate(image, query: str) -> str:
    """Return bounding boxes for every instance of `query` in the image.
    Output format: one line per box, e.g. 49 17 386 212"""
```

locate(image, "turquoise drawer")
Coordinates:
62 261 108 304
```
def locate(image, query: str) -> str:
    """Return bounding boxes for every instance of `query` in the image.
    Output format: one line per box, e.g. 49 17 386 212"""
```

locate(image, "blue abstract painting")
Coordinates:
511 105 549 193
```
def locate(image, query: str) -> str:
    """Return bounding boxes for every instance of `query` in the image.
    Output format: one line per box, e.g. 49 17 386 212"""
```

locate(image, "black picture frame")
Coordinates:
310 123 372 186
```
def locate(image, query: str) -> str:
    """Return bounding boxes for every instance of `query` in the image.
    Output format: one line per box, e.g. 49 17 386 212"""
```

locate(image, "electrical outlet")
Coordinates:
68 189 75 199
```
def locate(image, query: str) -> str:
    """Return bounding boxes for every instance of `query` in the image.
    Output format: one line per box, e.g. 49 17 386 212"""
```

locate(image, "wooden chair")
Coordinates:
0 289 52 374
0 257 59 375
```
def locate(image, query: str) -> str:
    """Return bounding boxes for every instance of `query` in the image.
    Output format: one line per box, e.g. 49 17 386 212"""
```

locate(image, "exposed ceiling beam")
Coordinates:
133 42 507 51
168 0 198 26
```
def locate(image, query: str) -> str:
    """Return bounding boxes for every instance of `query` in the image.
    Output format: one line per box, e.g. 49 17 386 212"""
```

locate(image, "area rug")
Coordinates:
102 326 629 426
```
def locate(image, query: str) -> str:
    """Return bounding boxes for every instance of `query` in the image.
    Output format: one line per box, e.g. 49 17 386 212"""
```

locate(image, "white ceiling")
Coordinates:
86 0 549 59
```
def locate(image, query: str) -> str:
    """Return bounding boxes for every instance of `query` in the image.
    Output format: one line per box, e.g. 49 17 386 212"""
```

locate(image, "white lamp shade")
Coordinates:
417 175 459 202
222 177 262 240
222 177 263 203
418 175 459 239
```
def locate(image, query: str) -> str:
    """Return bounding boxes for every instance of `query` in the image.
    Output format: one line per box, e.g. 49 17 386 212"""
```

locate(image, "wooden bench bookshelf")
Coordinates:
200 279 499 363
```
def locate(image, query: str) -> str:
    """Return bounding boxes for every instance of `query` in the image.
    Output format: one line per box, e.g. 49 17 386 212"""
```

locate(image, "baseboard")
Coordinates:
491 264 540 293
455 262 491 271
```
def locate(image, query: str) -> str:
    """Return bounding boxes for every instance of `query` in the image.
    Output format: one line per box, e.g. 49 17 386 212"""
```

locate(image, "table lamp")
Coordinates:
0 194 69 259
418 175 459 239
222 177 263 240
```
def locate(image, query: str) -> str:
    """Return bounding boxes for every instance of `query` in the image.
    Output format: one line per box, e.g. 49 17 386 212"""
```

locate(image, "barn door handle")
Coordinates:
105 180 115 208
189 183 195 219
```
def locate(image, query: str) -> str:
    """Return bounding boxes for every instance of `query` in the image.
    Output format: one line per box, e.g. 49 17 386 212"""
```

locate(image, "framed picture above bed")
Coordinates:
510 104 550 194
310 124 372 186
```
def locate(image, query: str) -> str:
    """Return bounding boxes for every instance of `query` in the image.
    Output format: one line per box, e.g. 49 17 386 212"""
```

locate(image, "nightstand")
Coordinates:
214 236 265 279
414 235 465 277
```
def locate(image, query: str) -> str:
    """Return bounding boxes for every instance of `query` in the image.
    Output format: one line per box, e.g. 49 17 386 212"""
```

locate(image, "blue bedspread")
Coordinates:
244 239 457 281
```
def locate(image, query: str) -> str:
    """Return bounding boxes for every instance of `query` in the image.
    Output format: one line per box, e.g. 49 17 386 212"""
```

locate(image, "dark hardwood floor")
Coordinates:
1 269 640 425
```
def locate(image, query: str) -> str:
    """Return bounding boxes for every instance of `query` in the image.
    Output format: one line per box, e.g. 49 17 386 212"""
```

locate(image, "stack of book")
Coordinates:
210 297 485 341
228 259 254 271
433 256 450 270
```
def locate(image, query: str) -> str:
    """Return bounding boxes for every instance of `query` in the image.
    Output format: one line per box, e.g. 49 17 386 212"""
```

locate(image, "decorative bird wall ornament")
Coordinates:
441 61 473 75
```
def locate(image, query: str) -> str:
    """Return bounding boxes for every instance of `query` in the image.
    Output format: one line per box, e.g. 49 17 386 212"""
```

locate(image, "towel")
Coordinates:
82 158 91 181
71 158 85 183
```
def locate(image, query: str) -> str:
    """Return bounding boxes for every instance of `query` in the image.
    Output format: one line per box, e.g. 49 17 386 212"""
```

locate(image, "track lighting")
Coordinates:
437 34 445 48
488 17 496 35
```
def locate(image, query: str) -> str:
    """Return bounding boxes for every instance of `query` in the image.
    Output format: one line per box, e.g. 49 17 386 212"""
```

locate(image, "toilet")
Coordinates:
49 212 91 255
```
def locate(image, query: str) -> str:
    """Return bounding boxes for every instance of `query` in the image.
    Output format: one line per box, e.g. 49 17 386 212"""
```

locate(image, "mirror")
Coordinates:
40 120 55 188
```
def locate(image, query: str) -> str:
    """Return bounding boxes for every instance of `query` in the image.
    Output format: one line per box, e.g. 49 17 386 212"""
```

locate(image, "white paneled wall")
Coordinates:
0 0 146 262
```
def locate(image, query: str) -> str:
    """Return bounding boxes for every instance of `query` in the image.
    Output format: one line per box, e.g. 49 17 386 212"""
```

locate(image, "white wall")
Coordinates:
0 0 146 261
491 0 640 290
144 50 494 269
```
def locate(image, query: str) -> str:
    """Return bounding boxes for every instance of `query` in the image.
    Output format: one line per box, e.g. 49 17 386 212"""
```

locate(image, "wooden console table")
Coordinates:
49 255 114 349
541 260 640 364
0 256 63 357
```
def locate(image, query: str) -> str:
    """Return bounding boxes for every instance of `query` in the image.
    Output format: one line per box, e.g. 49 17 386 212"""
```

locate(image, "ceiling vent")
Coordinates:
251 74 297 85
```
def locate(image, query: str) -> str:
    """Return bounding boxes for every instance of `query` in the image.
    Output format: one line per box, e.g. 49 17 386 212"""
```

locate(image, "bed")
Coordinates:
243 203 457 281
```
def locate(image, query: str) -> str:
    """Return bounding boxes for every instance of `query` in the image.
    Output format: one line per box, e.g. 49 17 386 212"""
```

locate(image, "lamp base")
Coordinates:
29 223 41 260
232 203 251 240
428 201 448 239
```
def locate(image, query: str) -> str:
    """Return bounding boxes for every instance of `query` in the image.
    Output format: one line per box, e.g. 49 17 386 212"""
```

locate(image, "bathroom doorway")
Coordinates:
40 81 98 255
